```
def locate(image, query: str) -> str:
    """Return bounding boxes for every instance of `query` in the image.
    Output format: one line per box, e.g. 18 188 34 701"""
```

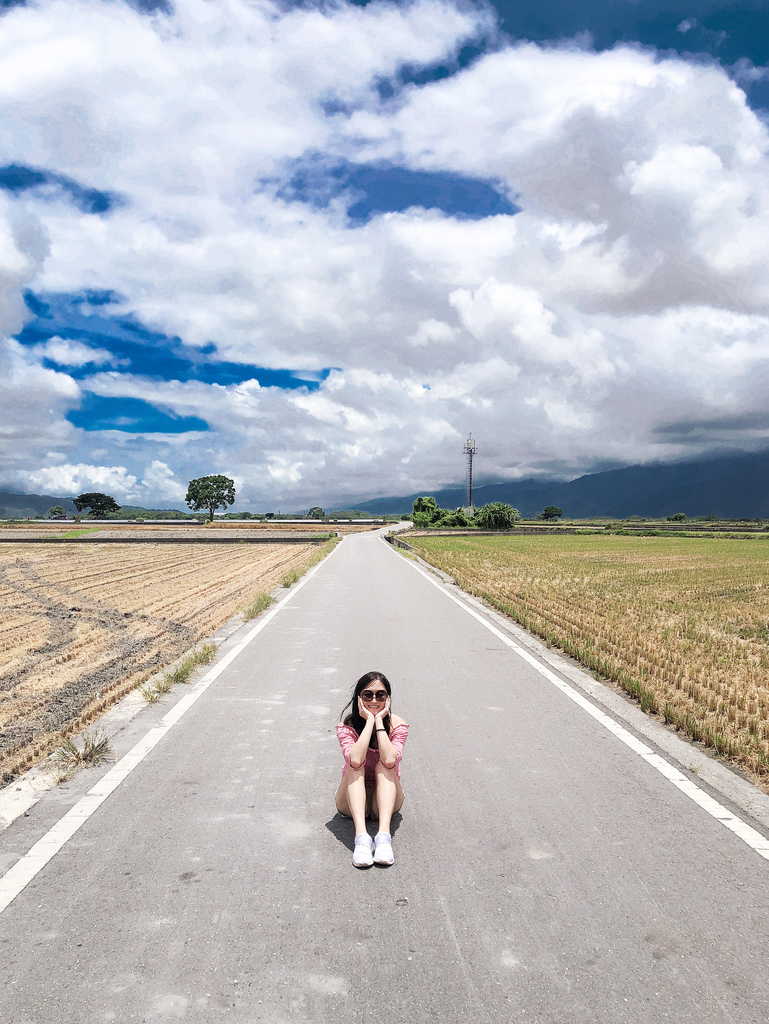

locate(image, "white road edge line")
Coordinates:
0 541 342 917
400 551 769 864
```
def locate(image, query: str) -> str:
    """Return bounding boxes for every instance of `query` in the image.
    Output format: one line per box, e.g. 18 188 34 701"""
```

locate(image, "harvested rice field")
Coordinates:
0 540 326 781
407 533 769 786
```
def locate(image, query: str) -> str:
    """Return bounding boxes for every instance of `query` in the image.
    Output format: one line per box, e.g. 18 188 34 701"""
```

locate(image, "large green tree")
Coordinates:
185 475 236 521
307 507 325 519
412 496 441 527
474 502 520 530
538 505 564 521
72 492 121 517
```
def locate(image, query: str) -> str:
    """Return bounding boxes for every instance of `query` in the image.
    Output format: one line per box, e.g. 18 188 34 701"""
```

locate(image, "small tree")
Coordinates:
47 505 67 519
412 496 441 527
474 502 520 529
307 507 325 519
666 512 687 522
73 492 121 518
538 505 564 521
185 474 236 521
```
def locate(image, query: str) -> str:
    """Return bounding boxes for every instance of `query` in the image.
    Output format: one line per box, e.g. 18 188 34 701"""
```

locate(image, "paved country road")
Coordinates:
1 527 769 1024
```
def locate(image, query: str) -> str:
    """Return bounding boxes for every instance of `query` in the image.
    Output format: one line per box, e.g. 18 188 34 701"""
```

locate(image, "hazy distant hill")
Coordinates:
350 451 769 518
0 492 191 520
0 490 79 519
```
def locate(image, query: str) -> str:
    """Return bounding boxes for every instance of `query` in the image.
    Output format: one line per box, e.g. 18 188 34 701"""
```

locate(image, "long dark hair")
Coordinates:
340 671 392 745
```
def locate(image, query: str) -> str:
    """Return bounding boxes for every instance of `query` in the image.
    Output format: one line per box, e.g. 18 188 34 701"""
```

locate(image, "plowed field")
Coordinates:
0 541 319 780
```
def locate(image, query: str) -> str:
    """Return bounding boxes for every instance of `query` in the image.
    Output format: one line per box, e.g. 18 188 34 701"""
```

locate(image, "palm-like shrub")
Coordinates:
473 502 520 529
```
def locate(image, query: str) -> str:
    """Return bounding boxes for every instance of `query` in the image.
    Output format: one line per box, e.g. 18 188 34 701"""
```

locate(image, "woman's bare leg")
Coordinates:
335 766 368 836
370 761 404 836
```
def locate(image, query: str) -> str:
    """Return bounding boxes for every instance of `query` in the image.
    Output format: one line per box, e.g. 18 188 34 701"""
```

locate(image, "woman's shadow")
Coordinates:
325 812 402 852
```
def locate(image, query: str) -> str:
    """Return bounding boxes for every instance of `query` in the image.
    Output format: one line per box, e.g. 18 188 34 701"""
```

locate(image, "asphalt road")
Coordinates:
2 527 769 1023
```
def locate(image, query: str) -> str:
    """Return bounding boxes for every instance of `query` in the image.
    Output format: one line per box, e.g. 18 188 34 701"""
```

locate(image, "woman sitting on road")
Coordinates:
335 671 409 868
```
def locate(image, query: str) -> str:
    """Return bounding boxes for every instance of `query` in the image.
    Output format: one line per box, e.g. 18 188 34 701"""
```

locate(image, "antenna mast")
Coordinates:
463 433 477 509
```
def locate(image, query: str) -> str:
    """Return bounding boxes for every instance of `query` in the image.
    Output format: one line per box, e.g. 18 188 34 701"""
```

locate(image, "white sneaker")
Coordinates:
373 832 394 866
352 834 374 868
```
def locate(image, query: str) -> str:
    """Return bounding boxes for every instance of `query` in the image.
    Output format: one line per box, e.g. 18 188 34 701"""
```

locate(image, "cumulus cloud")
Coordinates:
0 0 767 507
34 336 121 367
140 460 186 503
25 462 140 498
0 342 80 481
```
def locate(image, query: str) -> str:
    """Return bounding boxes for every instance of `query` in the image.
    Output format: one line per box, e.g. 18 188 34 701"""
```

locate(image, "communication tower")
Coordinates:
463 434 477 510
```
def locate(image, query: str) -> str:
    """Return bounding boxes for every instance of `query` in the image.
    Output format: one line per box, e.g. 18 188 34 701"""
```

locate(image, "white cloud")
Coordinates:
0 341 80 482
408 318 457 347
33 336 120 367
0 0 768 507
140 460 186 503
25 462 140 498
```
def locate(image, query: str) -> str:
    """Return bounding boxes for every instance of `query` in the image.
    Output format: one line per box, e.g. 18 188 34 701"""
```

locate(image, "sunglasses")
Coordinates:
361 689 388 702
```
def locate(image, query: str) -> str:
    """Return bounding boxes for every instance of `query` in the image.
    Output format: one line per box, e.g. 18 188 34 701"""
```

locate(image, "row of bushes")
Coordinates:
411 497 520 530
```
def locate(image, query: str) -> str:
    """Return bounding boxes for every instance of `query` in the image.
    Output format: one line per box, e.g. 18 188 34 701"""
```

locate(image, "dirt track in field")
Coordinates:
0 541 319 780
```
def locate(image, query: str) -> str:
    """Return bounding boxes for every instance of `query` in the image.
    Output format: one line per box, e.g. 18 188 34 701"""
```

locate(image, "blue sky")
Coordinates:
362 0 769 106
17 290 331 390
1 0 768 508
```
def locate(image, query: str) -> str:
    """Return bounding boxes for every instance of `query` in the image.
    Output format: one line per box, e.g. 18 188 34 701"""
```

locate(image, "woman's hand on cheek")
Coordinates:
375 696 391 723
358 697 375 722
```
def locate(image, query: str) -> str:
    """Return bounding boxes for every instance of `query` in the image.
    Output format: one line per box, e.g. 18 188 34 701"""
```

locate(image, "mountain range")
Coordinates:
0 491 79 519
348 451 769 519
2 450 769 520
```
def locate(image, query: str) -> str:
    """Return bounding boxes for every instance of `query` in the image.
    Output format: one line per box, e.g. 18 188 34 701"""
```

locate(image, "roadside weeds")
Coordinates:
139 642 218 703
282 536 340 587
242 592 275 620
48 729 113 784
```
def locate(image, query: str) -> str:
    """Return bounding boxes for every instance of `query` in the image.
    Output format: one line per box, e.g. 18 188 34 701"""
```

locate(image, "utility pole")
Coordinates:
463 434 477 510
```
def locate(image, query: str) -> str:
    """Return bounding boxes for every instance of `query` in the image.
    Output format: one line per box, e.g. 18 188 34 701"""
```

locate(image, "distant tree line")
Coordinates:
40 484 768 527
54 479 565 528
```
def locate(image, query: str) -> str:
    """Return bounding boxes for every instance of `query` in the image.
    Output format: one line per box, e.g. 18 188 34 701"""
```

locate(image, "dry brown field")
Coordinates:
407 533 769 787
0 539 324 782
195 522 378 532
0 521 378 538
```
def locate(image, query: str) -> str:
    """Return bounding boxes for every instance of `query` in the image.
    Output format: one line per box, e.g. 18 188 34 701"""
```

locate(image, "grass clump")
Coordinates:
49 729 112 781
164 642 217 685
139 642 218 701
242 592 275 620
139 684 163 703
61 527 100 539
